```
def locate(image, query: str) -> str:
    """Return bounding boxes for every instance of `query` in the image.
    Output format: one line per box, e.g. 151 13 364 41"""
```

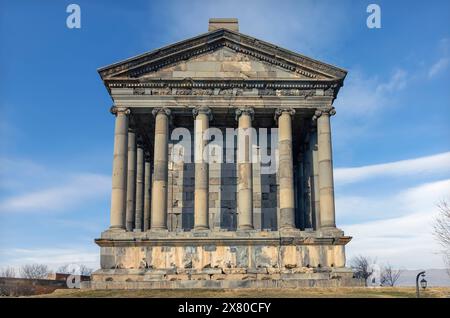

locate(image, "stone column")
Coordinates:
143 156 151 231
109 106 130 230
193 106 212 230
310 127 321 230
151 108 171 230
314 108 336 229
276 107 296 230
135 142 145 231
125 129 136 231
235 107 254 230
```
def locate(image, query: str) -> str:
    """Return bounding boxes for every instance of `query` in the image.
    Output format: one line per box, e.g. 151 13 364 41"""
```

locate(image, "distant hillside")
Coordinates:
396 269 450 287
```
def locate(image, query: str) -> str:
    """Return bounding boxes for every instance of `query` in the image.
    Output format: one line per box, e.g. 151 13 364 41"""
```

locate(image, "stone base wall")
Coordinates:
92 229 356 289
88 268 362 289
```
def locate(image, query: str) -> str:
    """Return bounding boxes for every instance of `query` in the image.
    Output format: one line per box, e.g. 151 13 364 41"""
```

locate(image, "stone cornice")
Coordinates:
95 236 352 247
98 29 347 81
106 79 340 99
106 78 340 89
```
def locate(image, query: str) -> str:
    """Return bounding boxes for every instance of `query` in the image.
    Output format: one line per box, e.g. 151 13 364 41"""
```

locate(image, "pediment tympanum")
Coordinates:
98 29 347 83
139 47 309 80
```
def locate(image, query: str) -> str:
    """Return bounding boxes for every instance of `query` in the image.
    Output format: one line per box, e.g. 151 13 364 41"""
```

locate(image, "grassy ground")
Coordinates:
33 287 450 298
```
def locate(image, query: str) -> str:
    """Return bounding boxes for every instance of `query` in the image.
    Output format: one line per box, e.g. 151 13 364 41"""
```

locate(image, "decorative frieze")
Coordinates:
112 80 339 90
129 86 325 98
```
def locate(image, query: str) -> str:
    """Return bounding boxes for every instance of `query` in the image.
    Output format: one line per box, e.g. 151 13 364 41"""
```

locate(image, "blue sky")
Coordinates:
0 0 449 270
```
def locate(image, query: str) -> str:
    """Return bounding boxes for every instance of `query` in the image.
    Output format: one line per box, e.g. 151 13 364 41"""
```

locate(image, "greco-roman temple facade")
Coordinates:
90 19 360 289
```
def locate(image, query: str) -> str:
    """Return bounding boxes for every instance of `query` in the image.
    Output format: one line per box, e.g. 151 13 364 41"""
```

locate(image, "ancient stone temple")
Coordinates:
91 19 360 289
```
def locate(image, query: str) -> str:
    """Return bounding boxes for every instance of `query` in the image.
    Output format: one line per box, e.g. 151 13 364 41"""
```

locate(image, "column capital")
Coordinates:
274 107 296 120
110 106 131 116
312 107 336 120
192 106 213 121
151 107 171 118
235 107 254 121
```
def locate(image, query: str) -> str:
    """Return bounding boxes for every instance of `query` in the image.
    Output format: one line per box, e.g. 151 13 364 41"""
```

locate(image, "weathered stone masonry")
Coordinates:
89 19 361 289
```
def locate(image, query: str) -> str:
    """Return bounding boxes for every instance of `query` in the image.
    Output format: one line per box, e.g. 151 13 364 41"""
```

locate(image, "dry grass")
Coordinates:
32 287 450 298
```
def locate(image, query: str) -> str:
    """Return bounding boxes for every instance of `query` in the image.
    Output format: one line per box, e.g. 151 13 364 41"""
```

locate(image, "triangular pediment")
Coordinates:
98 29 347 82
139 47 310 80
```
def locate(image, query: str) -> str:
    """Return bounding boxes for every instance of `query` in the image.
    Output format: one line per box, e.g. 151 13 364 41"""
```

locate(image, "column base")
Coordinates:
149 226 168 231
317 227 344 237
149 228 169 232
193 226 209 231
279 227 302 236
108 226 126 231
238 225 254 231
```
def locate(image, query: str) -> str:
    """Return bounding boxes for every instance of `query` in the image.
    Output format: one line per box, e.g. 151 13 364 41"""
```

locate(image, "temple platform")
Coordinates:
89 229 362 289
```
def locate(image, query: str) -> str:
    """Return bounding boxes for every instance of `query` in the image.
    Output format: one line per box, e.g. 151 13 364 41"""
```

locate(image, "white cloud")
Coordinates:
338 179 450 269
428 38 450 78
375 69 408 93
155 0 351 57
336 153 450 268
0 157 110 214
0 173 110 214
337 179 450 221
335 151 450 185
0 158 49 190
0 247 99 271
343 211 443 269
428 57 450 78
334 68 408 116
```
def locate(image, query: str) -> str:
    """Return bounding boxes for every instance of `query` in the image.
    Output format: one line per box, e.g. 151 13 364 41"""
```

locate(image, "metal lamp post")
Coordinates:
415 271 427 298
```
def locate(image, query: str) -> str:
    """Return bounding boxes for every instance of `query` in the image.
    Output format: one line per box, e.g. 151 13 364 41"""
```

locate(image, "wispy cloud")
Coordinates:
428 38 449 79
335 152 450 268
0 247 99 270
0 158 47 190
335 151 450 185
343 210 443 269
428 57 450 78
337 179 450 222
154 0 351 57
0 174 110 213
0 157 110 214
335 68 408 116
331 67 410 150
338 176 450 269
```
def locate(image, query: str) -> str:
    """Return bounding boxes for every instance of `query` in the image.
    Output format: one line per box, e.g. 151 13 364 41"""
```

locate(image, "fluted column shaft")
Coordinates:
236 107 254 230
276 108 296 230
135 144 145 231
143 158 151 231
109 107 129 229
311 128 321 230
193 107 212 230
151 108 170 230
125 130 136 231
315 108 336 228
